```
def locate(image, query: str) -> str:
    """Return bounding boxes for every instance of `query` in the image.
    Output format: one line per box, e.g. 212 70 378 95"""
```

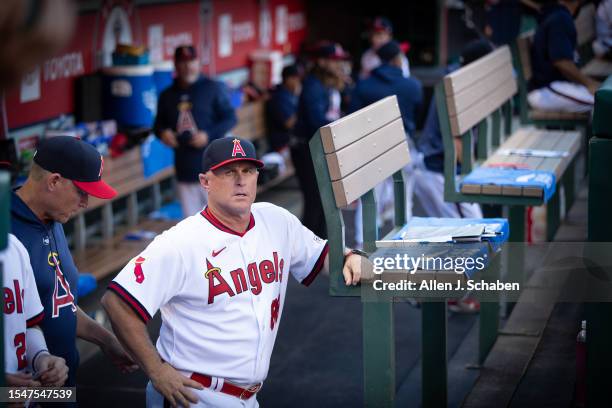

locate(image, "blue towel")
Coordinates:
460 167 556 201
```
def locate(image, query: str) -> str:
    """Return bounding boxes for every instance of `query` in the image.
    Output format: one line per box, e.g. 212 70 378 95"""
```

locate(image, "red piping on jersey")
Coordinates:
26 310 44 328
302 243 329 287
107 282 152 323
200 207 255 237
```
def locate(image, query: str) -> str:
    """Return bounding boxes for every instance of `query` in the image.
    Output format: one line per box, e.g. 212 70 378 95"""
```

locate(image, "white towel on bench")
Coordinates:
527 81 594 113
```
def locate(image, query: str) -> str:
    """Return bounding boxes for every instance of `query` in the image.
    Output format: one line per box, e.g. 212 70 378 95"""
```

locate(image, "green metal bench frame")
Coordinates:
435 46 580 292
309 97 503 407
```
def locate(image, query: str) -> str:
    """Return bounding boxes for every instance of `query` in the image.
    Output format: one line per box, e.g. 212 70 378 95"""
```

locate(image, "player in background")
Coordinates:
2 234 68 388
154 45 237 217
360 16 410 79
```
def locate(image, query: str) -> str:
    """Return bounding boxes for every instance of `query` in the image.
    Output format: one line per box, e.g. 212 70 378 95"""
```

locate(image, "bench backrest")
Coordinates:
443 46 516 137
576 2 596 48
514 31 534 123
310 95 410 295
516 31 533 82
233 101 266 141
319 96 410 208
435 45 516 202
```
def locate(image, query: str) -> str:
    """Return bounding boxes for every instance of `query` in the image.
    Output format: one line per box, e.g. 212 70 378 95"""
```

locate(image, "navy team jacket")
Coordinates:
10 191 80 388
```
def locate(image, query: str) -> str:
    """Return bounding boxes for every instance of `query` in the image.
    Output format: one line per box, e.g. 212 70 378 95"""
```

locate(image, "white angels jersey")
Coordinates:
109 202 328 385
1 234 45 373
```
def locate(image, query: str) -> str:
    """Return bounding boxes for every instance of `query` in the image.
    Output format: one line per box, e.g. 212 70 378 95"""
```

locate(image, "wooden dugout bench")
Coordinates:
310 95 508 407
435 45 581 292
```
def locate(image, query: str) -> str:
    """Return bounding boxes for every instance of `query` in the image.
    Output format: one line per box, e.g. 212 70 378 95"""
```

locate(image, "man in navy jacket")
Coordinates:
11 137 138 399
154 45 237 217
266 65 301 152
293 42 350 238
351 40 422 136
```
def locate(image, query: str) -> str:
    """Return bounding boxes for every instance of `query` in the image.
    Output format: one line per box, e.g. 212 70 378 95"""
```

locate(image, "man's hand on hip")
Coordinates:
150 362 204 408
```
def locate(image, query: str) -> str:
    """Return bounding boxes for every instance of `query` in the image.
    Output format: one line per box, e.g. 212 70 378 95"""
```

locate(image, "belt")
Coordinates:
190 372 262 400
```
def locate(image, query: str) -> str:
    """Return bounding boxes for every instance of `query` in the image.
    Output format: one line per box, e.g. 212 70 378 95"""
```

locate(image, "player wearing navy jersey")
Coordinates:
11 137 138 398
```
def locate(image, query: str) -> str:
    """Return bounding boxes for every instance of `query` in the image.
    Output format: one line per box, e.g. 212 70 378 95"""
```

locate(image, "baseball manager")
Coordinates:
102 137 363 407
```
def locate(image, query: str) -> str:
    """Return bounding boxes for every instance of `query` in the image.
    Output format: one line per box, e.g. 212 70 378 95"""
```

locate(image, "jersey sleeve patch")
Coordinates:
26 310 44 328
107 281 153 323
301 243 329 287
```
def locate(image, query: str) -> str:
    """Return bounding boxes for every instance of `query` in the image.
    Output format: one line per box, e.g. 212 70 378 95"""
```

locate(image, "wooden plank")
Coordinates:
476 126 534 166
535 131 581 178
473 128 580 198
319 96 401 153
449 78 517 136
84 166 174 212
443 46 512 96
582 58 612 79
73 219 176 280
446 65 514 117
529 110 590 121
523 187 543 197
576 3 596 47
517 31 534 81
324 118 406 181
330 142 410 207
461 184 482 194
104 148 141 173
482 185 502 195
104 162 145 187
502 186 522 196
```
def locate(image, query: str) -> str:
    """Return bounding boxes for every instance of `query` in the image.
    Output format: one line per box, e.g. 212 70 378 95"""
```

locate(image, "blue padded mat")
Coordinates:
460 167 556 201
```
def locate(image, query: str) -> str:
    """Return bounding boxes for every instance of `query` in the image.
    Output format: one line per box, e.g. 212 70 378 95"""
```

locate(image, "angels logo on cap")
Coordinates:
231 139 246 157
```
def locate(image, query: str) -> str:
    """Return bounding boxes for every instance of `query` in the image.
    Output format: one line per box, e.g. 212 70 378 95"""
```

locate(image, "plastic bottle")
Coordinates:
575 320 586 408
